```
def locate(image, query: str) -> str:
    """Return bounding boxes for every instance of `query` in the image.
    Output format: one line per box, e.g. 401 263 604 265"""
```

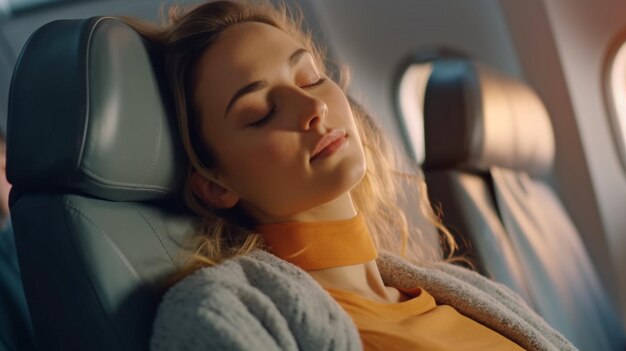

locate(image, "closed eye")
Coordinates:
303 77 327 89
247 78 326 128
248 105 275 128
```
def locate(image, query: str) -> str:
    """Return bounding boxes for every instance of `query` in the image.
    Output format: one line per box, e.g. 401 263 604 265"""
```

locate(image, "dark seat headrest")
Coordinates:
421 59 555 176
7 17 186 201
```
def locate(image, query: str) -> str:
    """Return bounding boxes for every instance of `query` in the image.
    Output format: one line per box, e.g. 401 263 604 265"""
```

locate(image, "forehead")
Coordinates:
194 22 303 112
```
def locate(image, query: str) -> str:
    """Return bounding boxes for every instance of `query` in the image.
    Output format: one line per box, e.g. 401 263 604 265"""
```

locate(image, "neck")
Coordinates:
247 192 358 224
307 260 406 303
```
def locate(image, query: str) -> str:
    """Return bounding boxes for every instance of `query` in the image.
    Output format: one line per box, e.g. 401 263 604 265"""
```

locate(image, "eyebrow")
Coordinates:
224 48 309 117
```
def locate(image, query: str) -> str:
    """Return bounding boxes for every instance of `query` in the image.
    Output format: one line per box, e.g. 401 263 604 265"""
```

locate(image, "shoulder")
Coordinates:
151 249 361 351
151 251 293 350
377 252 577 351
377 251 529 306
170 249 325 306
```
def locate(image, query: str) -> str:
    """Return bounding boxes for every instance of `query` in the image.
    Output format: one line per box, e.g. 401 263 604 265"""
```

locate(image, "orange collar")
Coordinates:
256 213 378 271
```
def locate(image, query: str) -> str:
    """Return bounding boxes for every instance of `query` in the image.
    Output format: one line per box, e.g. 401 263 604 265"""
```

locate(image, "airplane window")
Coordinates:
606 38 626 171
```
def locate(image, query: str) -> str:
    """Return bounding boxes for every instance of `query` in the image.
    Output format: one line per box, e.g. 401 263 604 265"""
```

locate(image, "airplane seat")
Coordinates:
7 17 194 351
409 58 626 350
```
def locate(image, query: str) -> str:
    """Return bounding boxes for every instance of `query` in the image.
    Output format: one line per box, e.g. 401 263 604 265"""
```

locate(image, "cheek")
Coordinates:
252 132 299 164
220 131 302 178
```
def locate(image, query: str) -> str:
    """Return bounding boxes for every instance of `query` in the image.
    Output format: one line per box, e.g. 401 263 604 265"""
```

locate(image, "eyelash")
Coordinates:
305 77 327 89
248 77 327 128
250 106 274 127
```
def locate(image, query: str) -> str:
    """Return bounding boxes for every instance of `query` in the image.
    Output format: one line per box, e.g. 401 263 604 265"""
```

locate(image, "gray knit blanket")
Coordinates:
151 249 577 351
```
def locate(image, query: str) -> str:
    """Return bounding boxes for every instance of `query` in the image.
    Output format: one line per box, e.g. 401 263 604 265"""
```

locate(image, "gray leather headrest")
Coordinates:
421 59 554 176
7 17 186 201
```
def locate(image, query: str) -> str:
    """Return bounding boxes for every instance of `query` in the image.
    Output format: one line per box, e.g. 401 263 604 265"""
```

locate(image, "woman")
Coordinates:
126 1 576 350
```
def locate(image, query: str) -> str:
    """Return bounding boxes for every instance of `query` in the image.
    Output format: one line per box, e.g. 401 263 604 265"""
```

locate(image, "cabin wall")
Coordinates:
544 0 626 319
500 0 626 317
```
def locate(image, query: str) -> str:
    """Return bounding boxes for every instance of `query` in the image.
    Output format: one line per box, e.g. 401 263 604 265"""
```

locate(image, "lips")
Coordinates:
310 129 347 161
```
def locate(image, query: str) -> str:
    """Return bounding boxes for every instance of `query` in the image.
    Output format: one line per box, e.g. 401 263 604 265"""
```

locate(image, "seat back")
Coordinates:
7 17 194 351
400 58 626 350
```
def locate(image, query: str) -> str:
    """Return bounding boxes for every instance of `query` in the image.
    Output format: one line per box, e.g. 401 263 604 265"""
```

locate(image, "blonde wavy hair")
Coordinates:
125 0 458 280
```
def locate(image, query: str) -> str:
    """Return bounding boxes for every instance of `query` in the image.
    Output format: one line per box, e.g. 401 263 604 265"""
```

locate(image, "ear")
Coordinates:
190 170 240 209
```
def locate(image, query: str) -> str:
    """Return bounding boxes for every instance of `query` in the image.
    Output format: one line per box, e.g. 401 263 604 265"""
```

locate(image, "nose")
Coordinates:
297 93 328 130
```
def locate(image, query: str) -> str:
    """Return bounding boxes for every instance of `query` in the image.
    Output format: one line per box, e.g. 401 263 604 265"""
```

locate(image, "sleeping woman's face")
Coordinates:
191 22 366 223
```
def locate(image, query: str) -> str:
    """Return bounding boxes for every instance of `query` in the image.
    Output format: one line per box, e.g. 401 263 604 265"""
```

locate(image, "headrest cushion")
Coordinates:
421 59 554 175
7 17 186 201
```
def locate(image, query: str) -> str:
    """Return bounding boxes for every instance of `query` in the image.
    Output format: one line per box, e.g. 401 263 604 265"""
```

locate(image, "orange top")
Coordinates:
327 286 525 351
256 213 525 351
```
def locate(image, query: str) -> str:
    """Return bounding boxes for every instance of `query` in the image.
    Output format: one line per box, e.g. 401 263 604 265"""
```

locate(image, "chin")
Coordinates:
327 152 367 195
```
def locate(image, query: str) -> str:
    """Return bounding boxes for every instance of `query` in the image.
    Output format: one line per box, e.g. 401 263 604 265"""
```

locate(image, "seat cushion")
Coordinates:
12 193 193 351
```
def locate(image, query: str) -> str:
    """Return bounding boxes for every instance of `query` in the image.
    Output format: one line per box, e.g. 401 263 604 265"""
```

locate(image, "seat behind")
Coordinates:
401 58 626 350
7 17 194 350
